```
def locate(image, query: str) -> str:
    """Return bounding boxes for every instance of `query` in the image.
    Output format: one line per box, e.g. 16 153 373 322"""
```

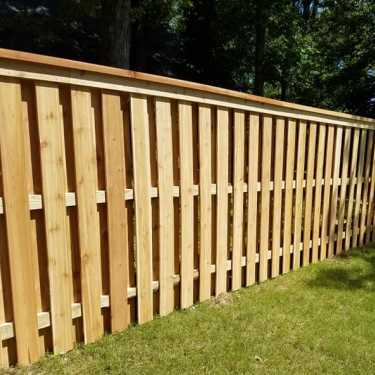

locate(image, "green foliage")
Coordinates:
0 0 374 116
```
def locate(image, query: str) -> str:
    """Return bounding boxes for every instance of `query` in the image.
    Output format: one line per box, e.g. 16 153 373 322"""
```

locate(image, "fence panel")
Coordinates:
0 49 374 367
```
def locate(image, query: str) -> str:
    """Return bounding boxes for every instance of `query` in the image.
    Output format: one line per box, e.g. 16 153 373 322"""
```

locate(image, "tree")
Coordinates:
0 0 373 116
100 0 132 68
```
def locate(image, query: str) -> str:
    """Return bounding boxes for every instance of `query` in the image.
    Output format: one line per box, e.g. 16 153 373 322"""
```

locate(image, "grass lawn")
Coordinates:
9 247 375 374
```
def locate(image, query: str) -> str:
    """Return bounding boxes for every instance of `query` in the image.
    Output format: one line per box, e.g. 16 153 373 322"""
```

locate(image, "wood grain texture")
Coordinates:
293 121 306 270
312 125 326 263
246 114 259 286
282 120 296 274
336 128 351 255
303 123 316 266
198 105 212 301
155 98 175 315
0 78 40 364
345 129 360 250
1 48 374 128
35 82 74 353
271 118 284 277
320 126 334 260
178 101 194 308
130 95 153 324
359 132 373 246
327 127 343 258
352 130 367 248
71 87 103 343
259 116 272 282
366 131 375 243
216 107 229 295
102 91 130 329
232 111 245 290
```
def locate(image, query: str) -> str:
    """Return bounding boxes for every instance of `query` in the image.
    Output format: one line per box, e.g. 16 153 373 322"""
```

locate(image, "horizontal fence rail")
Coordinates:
0 48 374 367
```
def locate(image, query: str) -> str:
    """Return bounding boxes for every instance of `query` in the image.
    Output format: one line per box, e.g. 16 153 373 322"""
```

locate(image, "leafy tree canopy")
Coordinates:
0 0 373 117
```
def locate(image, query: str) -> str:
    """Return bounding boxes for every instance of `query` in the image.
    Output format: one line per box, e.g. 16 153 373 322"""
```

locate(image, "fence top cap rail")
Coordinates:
0 47 374 126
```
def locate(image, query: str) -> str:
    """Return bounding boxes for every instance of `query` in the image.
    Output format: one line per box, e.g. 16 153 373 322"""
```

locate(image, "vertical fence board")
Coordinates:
155 98 175 315
366 131 375 243
216 107 229 295
345 129 360 250
71 87 103 343
232 111 245 290
246 114 259 286
198 105 212 301
312 125 326 263
293 121 306 270
303 123 317 266
102 91 130 330
320 126 334 260
336 128 351 254
0 78 40 365
352 130 367 248
35 83 74 353
282 120 296 274
328 128 343 257
22 81 48 355
271 118 284 277
259 116 272 282
359 132 373 246
0 229 6 367
179 101 195 308
130 95 154 324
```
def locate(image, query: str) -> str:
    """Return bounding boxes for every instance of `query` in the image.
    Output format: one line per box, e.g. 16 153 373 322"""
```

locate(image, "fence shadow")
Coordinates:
305 247 375 292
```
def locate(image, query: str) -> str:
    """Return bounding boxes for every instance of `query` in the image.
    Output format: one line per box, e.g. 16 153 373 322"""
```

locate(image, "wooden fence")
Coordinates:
0 48 374 367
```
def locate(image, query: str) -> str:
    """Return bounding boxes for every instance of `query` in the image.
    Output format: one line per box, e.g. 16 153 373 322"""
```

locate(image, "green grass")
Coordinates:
9 247 375 374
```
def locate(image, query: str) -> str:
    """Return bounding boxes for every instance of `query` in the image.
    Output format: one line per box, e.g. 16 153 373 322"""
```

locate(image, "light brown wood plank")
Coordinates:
336 128 351 254
352 130 367 248
303 123 317 266
71 87 103 342
320 126 334 260
359 132 373 246
130 94 153 323
232 110 245 290
271 118 284 277
327 127 343 258
345 129 360 250
155 98 175 315
366 131 375 244
198 105 212 301
178 101 195 308
0 230 7 367
259 115 272 281
35 82 74 353
312 125 326 263
102 91 130 330
282 119 296 273
293 121 306 270
246 114 259 285
1 48 375 130
216 107 229 295
0 78 40 364
21 81 47 356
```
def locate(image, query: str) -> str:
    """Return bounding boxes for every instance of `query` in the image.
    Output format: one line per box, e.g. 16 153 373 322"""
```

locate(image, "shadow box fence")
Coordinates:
0 48 374 367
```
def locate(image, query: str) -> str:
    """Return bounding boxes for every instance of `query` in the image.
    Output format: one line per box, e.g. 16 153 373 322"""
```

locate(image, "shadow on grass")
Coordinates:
305 246 375 291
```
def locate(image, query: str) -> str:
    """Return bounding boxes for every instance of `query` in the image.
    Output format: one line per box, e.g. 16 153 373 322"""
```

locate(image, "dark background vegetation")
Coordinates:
1 0 374 117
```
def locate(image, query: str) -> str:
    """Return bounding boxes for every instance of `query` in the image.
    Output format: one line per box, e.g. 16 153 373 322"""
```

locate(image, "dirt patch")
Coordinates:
210 292 234 307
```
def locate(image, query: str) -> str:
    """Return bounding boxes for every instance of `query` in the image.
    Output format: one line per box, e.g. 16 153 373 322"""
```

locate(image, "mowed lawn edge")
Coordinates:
7 246 375 375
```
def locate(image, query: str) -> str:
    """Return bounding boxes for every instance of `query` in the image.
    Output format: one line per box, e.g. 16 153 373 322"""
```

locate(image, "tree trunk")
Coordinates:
281 79 288 101
254 2 266 96
101 0 132 69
